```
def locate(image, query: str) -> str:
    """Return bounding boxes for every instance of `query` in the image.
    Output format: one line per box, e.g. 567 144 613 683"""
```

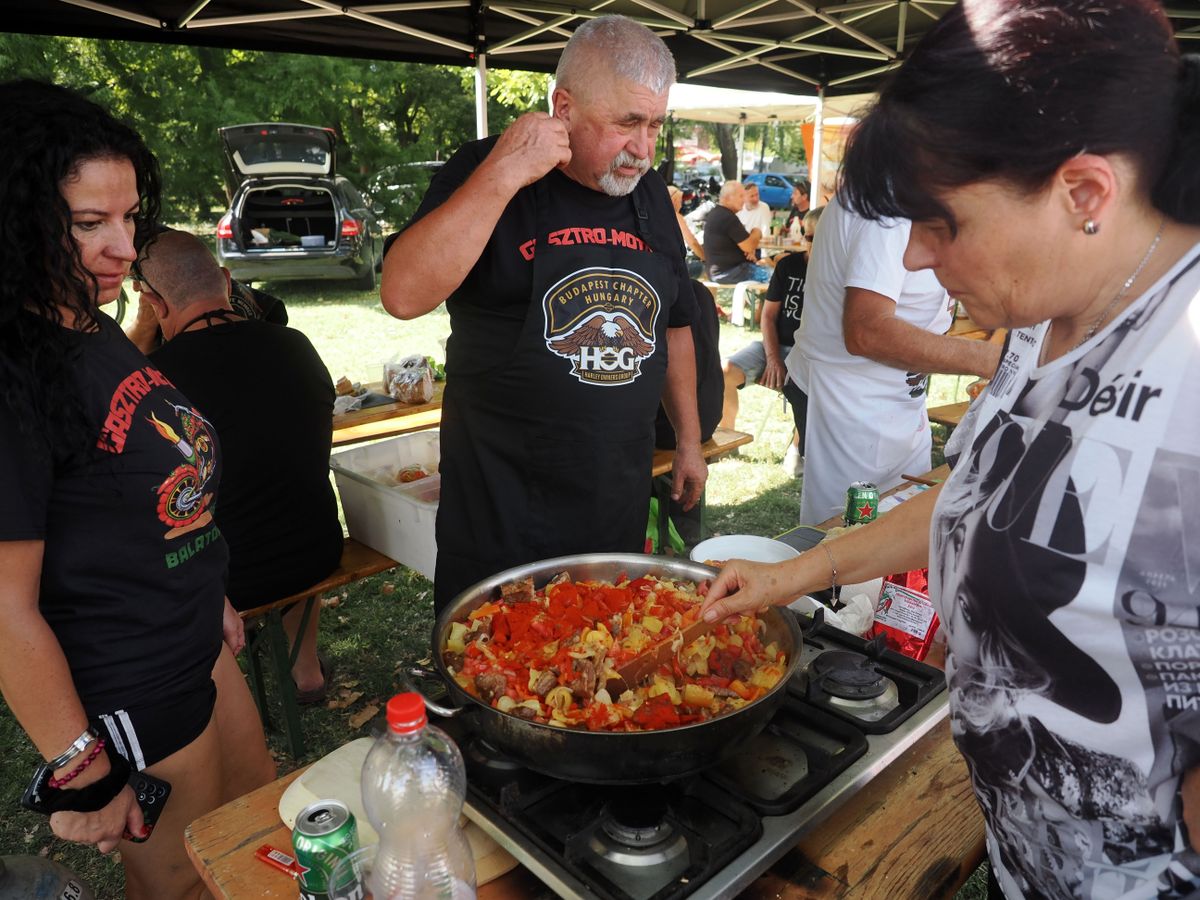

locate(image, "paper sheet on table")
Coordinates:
879 484 927 514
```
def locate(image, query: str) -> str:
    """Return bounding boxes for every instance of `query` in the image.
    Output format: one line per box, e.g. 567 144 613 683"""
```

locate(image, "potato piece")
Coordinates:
446 621 469 654
751 665 784 690
647 677 681 705
683 683 715 709
642 616 664 635
496 695 517 713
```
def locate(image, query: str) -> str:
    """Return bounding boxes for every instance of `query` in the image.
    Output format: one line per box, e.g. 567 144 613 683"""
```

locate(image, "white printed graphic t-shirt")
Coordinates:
930 244 1200 899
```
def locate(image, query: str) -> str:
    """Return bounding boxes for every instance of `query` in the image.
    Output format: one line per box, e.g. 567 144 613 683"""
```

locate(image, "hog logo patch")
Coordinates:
543 267 660 386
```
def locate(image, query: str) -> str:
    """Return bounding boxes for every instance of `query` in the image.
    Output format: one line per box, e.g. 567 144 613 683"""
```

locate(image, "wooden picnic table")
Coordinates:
184 470 984 900
332 380 443 447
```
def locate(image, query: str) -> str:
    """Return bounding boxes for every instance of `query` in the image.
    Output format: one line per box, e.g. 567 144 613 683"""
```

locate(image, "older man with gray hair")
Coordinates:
382 15 706 610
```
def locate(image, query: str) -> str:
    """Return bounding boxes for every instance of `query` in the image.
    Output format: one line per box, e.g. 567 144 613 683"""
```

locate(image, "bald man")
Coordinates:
133 230 342 703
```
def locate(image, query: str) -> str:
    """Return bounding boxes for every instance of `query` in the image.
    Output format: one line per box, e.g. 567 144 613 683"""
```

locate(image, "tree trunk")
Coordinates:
714 123 738 180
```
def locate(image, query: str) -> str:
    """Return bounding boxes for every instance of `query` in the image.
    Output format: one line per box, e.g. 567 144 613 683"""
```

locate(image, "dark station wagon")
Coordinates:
215 122 384 289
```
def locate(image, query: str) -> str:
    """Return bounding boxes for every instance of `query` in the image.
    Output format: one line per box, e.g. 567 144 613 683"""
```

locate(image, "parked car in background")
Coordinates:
215 122 384 289
366 160 444 229
741 172 801 209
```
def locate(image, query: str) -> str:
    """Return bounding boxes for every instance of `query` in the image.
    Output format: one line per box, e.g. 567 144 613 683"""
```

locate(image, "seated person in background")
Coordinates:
667 184 706 279
133 229 343 703
782 179 811 233
736 183 773 245
703 181 772 284
126 260 286 354
721 206 824 477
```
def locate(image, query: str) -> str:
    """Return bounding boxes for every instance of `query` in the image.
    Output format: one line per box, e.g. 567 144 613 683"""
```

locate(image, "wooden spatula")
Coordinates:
612 616 717 693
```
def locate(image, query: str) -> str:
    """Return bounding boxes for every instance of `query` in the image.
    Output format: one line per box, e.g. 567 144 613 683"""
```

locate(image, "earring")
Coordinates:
1082 219 1100 235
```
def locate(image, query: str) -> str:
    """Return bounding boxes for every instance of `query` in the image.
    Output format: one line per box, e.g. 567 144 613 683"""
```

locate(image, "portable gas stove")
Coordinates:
434 608 949 900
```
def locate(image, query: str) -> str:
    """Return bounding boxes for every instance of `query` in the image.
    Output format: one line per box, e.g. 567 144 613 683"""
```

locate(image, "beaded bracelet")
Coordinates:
48 739 105 789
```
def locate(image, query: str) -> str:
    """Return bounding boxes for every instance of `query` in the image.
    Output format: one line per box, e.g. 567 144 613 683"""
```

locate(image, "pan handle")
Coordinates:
399 665 470 718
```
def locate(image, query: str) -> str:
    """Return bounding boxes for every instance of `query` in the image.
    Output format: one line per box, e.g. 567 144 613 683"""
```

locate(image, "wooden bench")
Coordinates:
928 400 970 430
239 537 398 757
651 427 753 549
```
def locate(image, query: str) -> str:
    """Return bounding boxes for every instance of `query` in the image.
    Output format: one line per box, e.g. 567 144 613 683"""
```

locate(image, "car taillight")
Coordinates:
340 217 361 238
216 214 233 239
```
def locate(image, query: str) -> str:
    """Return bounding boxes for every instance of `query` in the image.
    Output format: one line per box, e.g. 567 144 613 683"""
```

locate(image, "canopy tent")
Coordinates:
8 2 1197 146
666 82 873 204
17 1 1193 103
667 82 819 125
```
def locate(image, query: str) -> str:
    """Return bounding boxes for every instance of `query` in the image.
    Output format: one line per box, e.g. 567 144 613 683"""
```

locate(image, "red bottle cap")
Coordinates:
387 693 428 733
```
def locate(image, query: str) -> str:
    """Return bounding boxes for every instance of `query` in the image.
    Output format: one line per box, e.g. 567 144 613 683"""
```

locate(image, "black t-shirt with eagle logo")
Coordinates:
0 315 227 716
388 136 695 378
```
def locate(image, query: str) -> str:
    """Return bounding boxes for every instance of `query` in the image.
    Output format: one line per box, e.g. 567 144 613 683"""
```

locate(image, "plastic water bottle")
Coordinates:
360 693 476 900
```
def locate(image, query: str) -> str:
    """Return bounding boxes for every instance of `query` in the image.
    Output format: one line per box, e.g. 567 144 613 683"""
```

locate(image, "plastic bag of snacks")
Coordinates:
869 570 939 661
383 354 434 404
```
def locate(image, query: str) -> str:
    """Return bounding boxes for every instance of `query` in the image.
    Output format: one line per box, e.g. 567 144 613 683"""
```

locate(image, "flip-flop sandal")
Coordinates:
295 651 332 706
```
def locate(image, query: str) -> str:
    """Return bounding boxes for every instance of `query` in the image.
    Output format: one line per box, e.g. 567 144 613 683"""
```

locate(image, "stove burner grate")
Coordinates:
810 650 887 700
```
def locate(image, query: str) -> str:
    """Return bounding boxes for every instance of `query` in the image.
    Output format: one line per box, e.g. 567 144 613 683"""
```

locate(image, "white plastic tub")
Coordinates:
329 431 440 579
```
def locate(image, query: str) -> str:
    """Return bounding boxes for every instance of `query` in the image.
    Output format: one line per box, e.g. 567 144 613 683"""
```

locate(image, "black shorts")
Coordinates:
95 680 216 770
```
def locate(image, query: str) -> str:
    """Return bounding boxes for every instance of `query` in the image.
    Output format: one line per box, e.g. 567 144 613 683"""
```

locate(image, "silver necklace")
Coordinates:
1073 218 1165 350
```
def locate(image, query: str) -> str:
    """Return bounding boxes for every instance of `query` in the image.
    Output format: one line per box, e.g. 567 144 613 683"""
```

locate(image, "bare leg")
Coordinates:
211 643 276 801
120 723 223 900
282 600 323 693
720 361 747 429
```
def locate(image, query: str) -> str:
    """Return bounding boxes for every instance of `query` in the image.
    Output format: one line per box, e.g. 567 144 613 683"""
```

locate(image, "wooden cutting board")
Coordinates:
278 738 518 885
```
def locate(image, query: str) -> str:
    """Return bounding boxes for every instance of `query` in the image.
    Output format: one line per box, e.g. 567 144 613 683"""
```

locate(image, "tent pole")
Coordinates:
474 52 489 139
811 87 824 207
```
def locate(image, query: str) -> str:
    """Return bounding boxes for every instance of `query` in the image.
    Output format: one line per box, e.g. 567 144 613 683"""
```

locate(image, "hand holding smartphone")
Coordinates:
123 771 171 843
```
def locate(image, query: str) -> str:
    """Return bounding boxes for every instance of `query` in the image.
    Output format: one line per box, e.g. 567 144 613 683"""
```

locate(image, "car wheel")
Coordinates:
355 247 377 291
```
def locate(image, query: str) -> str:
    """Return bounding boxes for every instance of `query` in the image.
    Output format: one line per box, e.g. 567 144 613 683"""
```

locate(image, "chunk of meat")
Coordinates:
608 613 622 637
475 672 507 703
532 670 559 697
500 576 535 604
732 658 752 682
569 659 598 702
710 686 740 698
512 705 539 720
444 651 465 671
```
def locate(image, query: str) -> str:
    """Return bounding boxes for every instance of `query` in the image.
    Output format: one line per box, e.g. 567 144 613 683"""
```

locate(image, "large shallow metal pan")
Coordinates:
420 553 802 785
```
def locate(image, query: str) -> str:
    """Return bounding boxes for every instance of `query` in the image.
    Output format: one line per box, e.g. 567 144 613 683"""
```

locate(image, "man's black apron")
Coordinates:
433 177 678 610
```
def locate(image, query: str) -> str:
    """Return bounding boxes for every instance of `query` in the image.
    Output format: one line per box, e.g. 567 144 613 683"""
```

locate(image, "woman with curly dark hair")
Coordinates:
0 80 274 898
702 1 1200 896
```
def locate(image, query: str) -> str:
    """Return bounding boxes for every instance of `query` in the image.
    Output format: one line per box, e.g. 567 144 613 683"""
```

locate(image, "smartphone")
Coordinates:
123 771 172 843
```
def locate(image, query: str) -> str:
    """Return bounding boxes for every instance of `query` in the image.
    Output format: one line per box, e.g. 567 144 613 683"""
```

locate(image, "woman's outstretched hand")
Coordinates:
700 559 795 622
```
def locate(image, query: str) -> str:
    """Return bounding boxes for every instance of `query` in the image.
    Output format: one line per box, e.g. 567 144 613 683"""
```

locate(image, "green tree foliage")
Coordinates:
0 34 549 224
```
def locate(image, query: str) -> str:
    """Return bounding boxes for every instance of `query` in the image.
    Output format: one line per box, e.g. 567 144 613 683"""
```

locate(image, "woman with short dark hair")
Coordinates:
701 2 1200 896
0 80 275 898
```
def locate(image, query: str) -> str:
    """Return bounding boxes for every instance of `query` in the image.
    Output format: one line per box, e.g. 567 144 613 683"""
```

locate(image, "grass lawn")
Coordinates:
0 280 983 898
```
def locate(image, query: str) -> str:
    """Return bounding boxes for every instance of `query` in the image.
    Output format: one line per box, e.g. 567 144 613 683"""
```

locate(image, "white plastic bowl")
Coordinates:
690 534 800 566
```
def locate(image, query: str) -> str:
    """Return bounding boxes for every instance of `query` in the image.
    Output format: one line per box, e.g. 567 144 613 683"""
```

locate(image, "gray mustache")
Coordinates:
612 151 650 173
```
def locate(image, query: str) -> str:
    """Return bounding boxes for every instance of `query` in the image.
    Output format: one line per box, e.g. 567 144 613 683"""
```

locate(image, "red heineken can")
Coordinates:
843 481 880 526
292 799 359 900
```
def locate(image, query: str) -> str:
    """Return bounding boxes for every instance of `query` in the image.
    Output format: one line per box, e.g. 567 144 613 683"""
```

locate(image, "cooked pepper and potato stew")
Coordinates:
442 572 787 731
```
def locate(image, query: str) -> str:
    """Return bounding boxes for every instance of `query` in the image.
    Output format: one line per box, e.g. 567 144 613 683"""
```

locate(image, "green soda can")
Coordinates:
292 799 359 900
844 481 880 526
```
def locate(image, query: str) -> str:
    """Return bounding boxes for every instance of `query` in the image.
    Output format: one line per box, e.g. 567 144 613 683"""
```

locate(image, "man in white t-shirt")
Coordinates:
737 183 774 239
787 194 1001 524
